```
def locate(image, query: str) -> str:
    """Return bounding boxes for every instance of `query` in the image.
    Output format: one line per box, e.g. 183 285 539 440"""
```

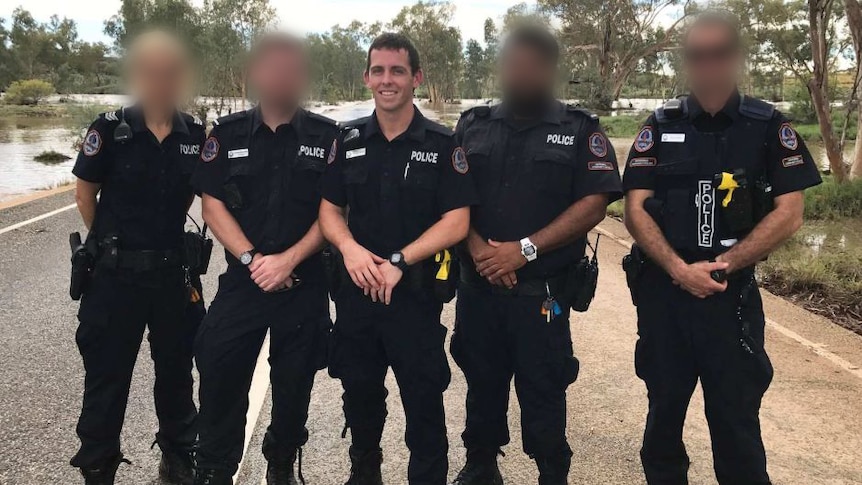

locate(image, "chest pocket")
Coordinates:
343 158 370 212
532 149 575 197
222 156 258 210
290 155 326 203
403 163 439 217
654 155 699 249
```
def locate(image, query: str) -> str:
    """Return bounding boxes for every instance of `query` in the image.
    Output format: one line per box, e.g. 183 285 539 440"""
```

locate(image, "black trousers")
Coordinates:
634 265 773 485
195 267 330 473
71 267 200 469
450 283 579 461
329 285 450 485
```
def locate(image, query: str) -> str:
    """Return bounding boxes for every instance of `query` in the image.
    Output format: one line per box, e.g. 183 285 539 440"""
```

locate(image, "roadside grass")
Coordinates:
804 176 862 219
0 103 68 118
600 115 644 138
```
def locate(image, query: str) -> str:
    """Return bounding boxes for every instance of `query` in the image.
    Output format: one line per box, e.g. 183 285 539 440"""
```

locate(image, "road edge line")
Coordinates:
593 224 862 381
0 203 77 236
0 184 75 211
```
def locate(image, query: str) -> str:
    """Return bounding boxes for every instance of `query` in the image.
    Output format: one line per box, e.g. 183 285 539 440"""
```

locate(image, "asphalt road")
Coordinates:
1 102 861 484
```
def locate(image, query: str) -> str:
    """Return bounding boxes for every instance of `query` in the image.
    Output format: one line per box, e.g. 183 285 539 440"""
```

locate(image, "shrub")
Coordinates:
804 176 862 220
4 79 55 105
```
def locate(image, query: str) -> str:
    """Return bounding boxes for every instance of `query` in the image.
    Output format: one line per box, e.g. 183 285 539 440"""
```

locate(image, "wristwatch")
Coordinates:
520 237 538 262
389 251 409 271
239 248 256 266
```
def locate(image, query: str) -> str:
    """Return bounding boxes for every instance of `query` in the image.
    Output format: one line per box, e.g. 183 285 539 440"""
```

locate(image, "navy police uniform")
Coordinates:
71 107 205 471
452 101 622 481
622 92 822 485
322 108 478 485
191 107 337 475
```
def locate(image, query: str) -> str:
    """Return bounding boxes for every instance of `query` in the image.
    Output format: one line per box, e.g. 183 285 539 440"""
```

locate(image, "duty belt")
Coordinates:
461 268 567 297
106 249 184 272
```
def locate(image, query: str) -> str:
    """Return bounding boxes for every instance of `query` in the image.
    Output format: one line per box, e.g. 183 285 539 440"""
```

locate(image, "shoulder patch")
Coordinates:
779 122 798 150
587 161 615 171
83 129 103 157
452 147 469 174
588 132 608 157
327 138 338 164
634 126 655 153
629 157 657 168
201 136 220 162
782 154 804 167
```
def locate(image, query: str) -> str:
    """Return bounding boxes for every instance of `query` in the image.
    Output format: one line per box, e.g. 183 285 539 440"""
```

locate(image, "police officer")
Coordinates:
451 26 622 485
319 33 477 485
191 33 337 485
622 12 822 485
70 31 204 484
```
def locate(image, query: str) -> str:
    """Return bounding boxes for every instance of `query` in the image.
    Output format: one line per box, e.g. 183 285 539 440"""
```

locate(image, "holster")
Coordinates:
69 232 96 301
622 244 647 306
182 230 213 276
322 246 343 301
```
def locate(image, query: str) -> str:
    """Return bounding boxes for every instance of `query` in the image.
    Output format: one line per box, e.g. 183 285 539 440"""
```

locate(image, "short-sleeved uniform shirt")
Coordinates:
322 107 478 258
192 107 338 272
72 106 206 250
457 101 623 279
623 92 822 197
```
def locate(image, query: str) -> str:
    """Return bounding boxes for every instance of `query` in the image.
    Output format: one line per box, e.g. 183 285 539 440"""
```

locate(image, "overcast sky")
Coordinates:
0 0 539 46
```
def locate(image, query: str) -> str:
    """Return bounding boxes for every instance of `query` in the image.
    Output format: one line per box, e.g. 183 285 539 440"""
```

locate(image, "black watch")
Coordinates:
389 251 409 271
240 248 256 266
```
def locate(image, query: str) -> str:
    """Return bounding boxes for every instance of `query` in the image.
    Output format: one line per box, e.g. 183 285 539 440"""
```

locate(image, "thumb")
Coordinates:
370 253 387 263
487 239 502 248
706 261 730 271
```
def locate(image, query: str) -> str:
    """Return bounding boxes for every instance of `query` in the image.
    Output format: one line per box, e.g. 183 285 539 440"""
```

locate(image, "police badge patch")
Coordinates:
201 137 220 163
83 130 102 157
327 139 338 164
588 133 608 157
452 147 469 174
634 126 654 153
779 123 798 150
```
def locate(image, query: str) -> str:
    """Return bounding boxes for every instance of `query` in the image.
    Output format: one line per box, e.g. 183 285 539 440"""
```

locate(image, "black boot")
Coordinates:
193 468 233 485
535 454 571 485
79 454 130 485
154 440 195 485
265 447 302 485
344 447 383 485
451 448 503 485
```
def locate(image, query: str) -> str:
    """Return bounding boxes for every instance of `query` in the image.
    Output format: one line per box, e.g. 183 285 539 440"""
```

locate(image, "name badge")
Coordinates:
661 133 686 143
228 148 249 159
346 148 367 159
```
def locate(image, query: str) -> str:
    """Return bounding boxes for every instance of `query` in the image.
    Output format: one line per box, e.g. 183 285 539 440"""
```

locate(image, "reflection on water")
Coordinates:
0 117 77 201
798 219 862 255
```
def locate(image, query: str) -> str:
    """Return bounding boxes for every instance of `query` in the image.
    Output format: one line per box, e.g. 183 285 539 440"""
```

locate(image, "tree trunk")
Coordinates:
843 0 862 179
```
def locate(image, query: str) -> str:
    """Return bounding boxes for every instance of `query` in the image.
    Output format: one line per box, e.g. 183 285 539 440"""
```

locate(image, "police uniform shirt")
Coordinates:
457 102 623 278
192 107 338 267
322 108 479 257
72 106 206 251
623 92 822 197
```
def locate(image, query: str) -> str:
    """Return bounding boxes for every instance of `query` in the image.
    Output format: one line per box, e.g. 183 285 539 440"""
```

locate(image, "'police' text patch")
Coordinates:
588 161 614 171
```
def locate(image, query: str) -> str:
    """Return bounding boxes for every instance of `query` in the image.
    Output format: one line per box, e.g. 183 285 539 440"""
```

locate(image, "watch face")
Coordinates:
524 245 536 256
390 253 403 265
240 252 253 265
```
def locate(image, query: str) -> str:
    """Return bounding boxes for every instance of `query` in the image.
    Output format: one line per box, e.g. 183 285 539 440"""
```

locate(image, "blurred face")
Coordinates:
500 44 556 114
683 24 742 98
364 48 422 114
130 46 188 112
249 45 308 108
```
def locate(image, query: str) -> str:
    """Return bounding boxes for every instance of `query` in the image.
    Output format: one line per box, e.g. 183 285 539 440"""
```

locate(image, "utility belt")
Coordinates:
324 247 460 303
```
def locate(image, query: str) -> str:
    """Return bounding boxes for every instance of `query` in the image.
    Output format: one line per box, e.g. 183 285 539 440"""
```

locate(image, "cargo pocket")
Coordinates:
418 323 452 393
738 283 773 394
548 317 579 387
309 316 333 372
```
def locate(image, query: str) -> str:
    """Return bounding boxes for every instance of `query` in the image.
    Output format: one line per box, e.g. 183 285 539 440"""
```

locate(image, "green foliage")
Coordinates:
4 79 55 105
34 150 71 163
803 177 862 220
600 115 643 138
606 200 624 219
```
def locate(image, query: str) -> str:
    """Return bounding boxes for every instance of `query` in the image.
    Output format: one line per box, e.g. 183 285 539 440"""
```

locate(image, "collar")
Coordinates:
688 90 741 121
125 105 190 135
250 105 304 133
364 105 427 142
492 100 562 125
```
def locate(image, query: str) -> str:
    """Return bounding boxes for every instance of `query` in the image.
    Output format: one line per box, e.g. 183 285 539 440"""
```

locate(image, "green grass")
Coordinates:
0 103 68 118
606 200 624 219
804 176 862 220
600 115 644 138
34 150 71 163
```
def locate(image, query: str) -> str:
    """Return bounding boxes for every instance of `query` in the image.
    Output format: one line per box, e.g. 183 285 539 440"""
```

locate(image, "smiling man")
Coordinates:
319 33 477 485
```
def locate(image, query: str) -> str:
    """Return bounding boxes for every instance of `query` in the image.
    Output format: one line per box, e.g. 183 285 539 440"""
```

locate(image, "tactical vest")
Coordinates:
652 95 774 256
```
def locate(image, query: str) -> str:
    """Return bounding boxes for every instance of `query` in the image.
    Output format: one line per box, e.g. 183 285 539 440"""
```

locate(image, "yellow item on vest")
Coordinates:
717 172 739 208
435 249 451 281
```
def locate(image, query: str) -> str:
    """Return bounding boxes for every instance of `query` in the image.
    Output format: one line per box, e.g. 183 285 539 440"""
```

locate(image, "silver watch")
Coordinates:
240 249 256 266
520 237 538 262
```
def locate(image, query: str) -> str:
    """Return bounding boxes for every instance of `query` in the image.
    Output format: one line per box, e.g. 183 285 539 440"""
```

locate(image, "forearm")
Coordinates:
319 201 360 253
74 179 99 230
402 208 470 265
201 196 254 259
530 194 608 254
718 194 804 273
625 197 686 278
281 221 326 264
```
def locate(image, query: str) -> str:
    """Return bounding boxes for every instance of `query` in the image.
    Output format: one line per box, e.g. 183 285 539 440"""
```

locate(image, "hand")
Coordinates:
488 272 518 289
371 261 404 305
474 239 527 282
341 240 385 292
670 260 730 298
250 251 298 292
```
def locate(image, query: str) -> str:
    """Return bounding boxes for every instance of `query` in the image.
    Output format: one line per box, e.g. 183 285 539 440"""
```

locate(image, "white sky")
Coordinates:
0 0 540 46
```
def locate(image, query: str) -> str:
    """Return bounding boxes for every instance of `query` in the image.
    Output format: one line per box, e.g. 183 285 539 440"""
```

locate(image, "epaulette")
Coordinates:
566 104 599 120
101 109 121 122
181 112 204 127
340 117 369 144
211 110 249 127
424 118 454 136
462 105 491 119
738 95 775 121
655 96 688 124
305 111 338 127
